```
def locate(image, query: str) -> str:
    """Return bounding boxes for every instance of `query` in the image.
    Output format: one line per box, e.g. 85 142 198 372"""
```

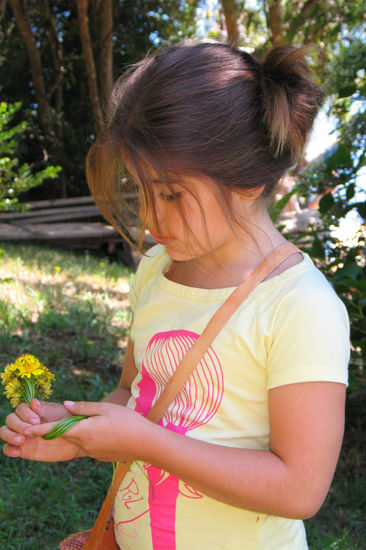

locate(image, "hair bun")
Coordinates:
260 46 323 161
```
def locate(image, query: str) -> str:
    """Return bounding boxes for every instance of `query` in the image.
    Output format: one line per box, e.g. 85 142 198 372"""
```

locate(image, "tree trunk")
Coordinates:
9 0 55 139
268 0 284 47
221 0 240 49
75 0 103 131
99 0 113 103
39 0 64 117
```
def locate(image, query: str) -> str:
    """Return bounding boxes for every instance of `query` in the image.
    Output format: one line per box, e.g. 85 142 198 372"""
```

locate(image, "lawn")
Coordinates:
0 242 364 549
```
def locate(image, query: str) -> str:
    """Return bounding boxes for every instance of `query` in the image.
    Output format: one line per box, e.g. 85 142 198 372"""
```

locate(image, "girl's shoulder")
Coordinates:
136 244 169 280
129 245 169 309
258 252 349 332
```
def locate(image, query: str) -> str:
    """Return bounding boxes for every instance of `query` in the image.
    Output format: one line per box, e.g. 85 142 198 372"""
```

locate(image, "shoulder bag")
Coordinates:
59 242 300 549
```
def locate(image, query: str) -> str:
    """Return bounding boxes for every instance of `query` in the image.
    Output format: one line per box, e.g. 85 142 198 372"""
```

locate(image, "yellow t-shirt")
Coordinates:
114 244 349 550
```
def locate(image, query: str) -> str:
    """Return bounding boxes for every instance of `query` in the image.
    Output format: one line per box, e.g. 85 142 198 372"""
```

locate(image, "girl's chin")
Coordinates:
163 243 207 262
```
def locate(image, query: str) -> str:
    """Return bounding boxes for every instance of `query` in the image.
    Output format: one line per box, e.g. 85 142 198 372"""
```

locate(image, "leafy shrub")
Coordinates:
0 102 61 211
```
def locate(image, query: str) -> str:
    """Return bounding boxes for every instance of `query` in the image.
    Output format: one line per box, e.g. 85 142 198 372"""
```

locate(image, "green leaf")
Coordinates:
346 183 356 200
355 202 366 219
42 416 88 440
325 145 353 173
333 262 364 282
319 192 335 214
270 190 296 223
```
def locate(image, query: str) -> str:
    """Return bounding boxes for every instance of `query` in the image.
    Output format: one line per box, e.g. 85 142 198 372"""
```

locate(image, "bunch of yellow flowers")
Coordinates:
1 354 87 440
1 354 55 408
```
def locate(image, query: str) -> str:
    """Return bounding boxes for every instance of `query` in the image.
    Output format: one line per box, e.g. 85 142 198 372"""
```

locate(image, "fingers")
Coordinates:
0 424 25 447
23 421 58 438
3 443 22 458
63 400 108 417
6 410 31 437
16 402 41 425
30 398 70 422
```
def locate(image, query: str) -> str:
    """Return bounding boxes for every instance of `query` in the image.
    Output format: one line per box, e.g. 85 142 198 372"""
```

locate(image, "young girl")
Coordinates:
1 42 349 549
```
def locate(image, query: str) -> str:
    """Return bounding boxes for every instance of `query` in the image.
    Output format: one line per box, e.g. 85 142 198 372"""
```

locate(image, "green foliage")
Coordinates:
0 102 61 211
0 0 200 198
269 189 296 223
289 32 366 393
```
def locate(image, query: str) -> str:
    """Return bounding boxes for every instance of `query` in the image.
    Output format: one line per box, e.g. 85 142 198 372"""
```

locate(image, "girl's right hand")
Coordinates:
0 398 85 462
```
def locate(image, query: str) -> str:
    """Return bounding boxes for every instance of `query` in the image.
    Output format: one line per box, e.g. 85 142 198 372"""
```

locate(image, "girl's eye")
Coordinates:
159 192 181 202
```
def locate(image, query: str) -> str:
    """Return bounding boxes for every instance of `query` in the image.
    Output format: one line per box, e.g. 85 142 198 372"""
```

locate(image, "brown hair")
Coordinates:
86 41 323 249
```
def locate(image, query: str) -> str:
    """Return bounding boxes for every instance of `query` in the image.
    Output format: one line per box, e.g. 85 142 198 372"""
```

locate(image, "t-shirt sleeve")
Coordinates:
129 277 139 312
266 285 350 390
128 244 165 312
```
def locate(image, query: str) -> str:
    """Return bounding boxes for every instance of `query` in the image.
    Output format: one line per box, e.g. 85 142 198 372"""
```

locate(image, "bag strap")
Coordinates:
83 241 300 549
147 241 299 423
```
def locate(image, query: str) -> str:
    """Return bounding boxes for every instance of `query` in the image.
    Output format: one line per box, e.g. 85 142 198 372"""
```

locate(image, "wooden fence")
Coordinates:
0 195 152 267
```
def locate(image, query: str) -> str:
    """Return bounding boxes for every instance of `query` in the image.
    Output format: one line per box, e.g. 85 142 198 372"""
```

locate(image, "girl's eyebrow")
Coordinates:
152 179 180 185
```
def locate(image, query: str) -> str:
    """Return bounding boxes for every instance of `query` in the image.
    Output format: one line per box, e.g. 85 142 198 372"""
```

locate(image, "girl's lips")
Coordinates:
149 231 174 244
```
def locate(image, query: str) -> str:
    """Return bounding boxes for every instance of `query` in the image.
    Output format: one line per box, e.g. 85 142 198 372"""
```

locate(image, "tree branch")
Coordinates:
9 0 55 138
75 0 103 131
221 0 241 49
99 0 113 103
268 0 284 46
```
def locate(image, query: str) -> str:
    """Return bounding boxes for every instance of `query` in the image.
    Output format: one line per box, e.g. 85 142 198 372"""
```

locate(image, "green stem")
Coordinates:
42 415 88 440
19 377 35 405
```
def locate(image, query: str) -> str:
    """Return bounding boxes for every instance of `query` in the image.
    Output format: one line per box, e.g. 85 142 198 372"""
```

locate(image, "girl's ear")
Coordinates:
237 185 265 201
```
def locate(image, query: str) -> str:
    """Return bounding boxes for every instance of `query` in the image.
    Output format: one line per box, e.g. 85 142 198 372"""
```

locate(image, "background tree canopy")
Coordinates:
0 0 199 198
1 0 365 373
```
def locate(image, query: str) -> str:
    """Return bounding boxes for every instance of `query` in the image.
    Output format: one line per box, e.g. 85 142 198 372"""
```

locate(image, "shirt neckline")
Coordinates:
157 248 313 301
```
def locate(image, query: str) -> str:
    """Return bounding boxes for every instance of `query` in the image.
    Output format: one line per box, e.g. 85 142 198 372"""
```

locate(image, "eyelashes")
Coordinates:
159 192 181 203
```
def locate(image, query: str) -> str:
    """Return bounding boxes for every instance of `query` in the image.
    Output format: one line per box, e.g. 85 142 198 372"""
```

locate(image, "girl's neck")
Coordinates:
164 211 296 289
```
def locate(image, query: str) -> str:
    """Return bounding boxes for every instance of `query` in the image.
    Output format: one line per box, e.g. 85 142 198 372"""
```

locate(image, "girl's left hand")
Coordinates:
24 401 152 463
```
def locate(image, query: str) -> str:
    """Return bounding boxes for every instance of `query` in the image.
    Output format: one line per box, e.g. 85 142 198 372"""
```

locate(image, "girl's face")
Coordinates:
142 172 256 265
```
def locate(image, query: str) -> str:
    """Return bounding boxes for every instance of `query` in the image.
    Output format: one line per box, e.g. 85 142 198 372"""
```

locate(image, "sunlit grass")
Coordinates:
0 242 134 549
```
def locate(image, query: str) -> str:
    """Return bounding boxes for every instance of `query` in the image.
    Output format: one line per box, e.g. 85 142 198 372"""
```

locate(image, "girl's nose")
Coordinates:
143 196 166 226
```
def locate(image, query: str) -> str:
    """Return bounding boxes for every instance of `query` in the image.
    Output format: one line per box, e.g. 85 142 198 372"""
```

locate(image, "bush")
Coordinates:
0 102 61 211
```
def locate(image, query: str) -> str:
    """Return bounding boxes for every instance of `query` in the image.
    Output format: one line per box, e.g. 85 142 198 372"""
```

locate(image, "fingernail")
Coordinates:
30 418 40 425
64 401 75 407
14 437 23 444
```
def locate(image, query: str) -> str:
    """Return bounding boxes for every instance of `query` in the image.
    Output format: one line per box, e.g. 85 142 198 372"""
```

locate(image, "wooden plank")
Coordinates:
0 222 119 241
0 223 32 240
26 196 96 209
0 222 155 245
0 192 138 213
0 205 101 222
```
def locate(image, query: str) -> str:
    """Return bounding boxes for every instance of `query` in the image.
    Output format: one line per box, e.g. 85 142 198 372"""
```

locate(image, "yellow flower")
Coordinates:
37 378 53 400
15 354 45 379
54 265 61 272
10 394 22 408
87 340 94 346
1 354 85 440
99 261 105 267
5 379 21 400
1 354 54 407
1 362 17 383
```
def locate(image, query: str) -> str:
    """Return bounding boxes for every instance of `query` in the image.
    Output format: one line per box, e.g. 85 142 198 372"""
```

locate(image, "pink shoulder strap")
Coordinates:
147 241 300 422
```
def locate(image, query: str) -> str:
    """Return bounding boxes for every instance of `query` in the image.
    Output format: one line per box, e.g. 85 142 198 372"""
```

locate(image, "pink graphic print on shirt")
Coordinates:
116 329 224 550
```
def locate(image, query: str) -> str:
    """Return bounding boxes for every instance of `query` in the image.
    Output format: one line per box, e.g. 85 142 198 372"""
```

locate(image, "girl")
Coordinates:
1 42 349 549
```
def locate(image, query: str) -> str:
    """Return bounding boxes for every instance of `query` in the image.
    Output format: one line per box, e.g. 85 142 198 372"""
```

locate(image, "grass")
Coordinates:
0 242 365 549
0 242 133 549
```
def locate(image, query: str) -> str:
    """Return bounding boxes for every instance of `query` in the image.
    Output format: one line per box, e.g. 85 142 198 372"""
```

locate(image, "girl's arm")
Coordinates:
102 336 137 406
142 381 345 520
25 381 345 518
